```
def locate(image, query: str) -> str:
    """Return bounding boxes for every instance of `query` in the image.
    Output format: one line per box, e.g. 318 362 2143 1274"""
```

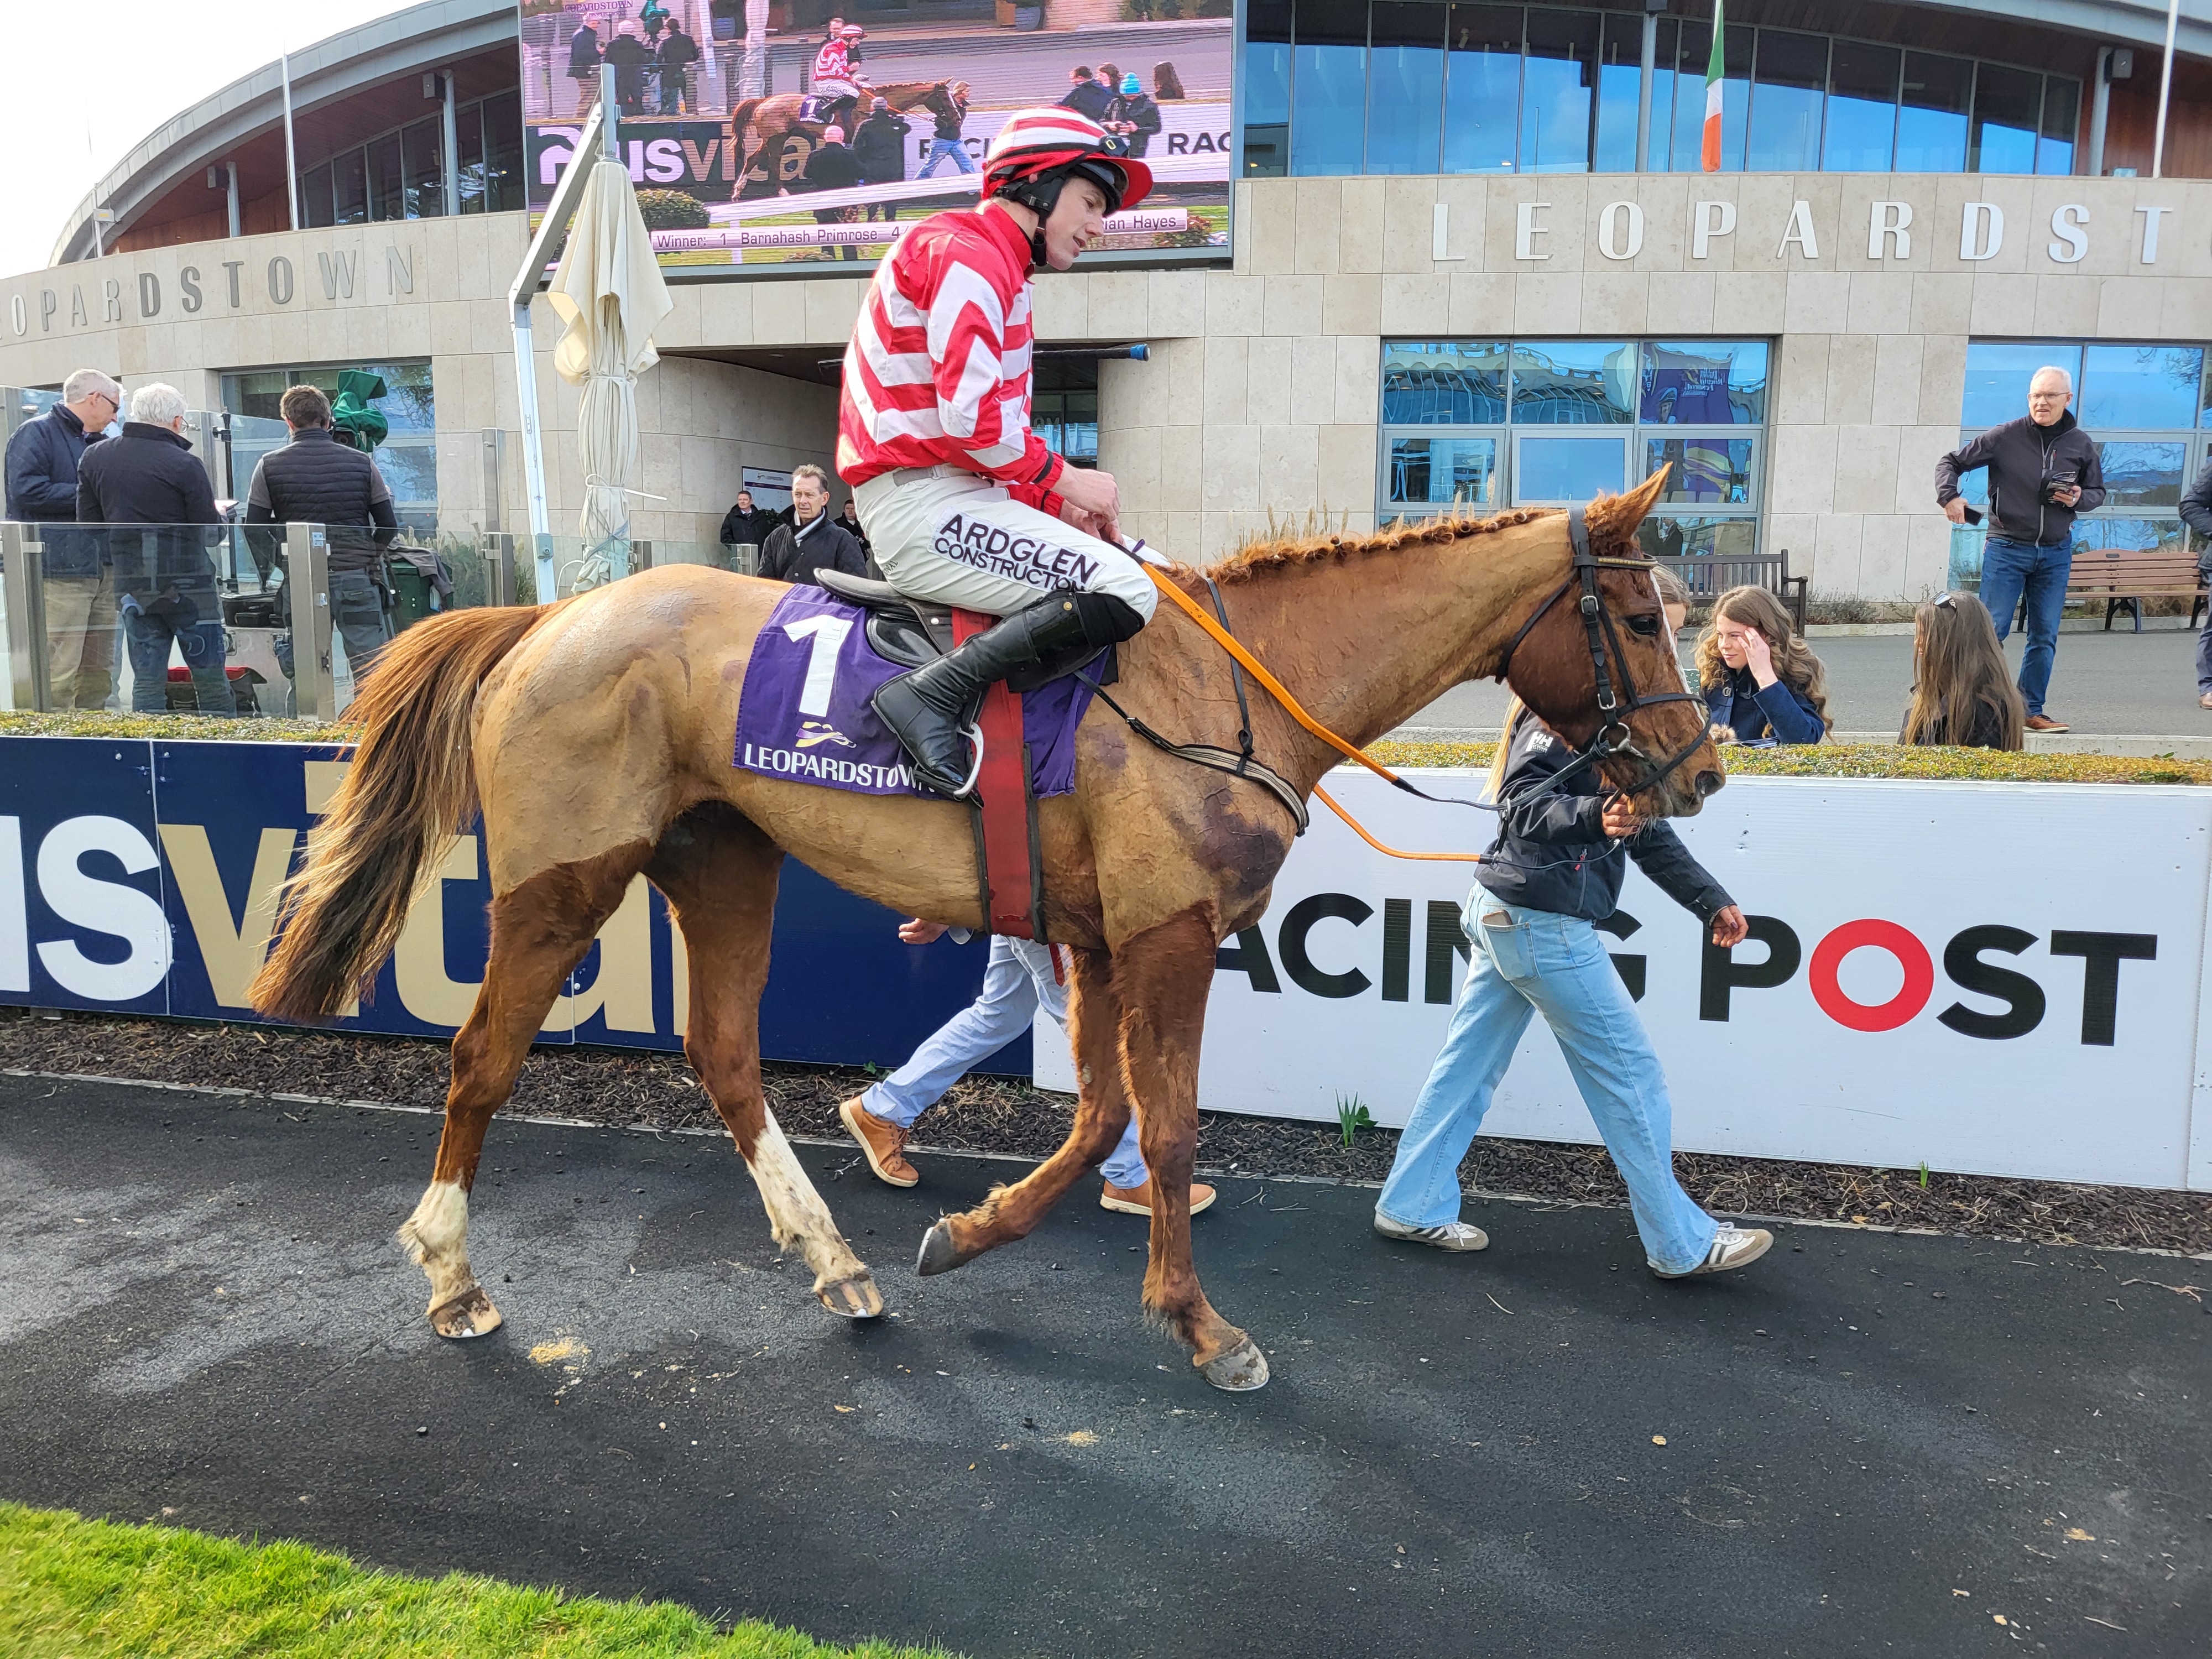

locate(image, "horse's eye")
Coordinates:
1624 614 1661 637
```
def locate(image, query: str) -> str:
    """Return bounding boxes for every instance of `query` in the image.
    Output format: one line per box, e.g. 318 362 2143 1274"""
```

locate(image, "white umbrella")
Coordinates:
547 154 673 588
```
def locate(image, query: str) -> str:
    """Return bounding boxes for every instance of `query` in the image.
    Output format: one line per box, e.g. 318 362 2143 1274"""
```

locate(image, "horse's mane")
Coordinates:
1185 491 1651 588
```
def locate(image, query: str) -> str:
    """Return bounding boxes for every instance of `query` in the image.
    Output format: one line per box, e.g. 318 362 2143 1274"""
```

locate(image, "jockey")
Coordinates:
810 19 867 134
837 108 1155 798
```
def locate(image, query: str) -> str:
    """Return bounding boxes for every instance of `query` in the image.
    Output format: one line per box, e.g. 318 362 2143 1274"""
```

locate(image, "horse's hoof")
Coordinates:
817 1272 884 1320
915 1217 979 1277
1197 1337 1270 1392
428 1286 502 1340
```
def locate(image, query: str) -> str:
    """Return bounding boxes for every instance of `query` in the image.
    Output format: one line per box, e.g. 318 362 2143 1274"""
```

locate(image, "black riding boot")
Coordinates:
872 592 1129 798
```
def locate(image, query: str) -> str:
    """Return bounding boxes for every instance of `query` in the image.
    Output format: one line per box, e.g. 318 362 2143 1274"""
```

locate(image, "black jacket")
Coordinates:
719 503 781 548
931 104 966 140
567 26 601 71
1104 92 1161 156
244 426 399 573
1474 715 1733 925
5 402 105 578
851 111 909 181
1059 80 1112 120
75 420 221 598
759 512 867 587
658 28 698 69
1935 410 2106 546
805 141 862 191
2180 454 2212 571
1901 697 2013 750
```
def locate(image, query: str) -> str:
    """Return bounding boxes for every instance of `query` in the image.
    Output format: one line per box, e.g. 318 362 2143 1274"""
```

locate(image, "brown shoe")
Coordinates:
2199 692 2212 710
2023 713 2070 732
1100 1178 1217 1217
838 1096 917 1187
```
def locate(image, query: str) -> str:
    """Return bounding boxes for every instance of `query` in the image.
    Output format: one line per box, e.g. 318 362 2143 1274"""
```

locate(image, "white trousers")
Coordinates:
852 468 1158 622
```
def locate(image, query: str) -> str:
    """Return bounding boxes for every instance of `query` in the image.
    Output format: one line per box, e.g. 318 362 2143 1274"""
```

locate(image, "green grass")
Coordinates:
0 1503 955 1658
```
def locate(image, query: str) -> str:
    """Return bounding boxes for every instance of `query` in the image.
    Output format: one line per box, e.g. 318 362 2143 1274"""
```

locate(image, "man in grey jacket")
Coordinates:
1935 366 2105 732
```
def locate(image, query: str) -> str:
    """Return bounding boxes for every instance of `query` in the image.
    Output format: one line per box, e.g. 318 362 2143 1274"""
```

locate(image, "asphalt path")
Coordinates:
3 1073 2206 1657
1397 627 2212 741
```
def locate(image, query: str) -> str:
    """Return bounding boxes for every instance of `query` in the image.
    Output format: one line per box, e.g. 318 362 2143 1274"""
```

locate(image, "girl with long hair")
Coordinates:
1899 593 2025 749
1694 585 1831 744
1374 578 1771 1282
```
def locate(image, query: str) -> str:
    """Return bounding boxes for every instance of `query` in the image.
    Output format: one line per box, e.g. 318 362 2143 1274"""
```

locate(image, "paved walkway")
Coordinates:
1397 628 2212 745
3 1075 2205 1657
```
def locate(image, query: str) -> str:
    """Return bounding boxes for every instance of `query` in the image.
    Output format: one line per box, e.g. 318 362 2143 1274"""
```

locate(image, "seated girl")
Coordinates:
1898 592 2025 750
1694 585 1830 745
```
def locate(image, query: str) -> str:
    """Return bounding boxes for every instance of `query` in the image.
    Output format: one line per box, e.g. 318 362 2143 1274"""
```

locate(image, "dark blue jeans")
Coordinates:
123 602 236 716
1979 534 2072 716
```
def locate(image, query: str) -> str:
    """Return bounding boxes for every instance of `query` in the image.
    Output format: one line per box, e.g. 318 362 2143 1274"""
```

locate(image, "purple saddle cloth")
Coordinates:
732 586 1099 798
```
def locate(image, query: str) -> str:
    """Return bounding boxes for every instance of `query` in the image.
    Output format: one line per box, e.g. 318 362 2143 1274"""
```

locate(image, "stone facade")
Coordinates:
7 173 2212 595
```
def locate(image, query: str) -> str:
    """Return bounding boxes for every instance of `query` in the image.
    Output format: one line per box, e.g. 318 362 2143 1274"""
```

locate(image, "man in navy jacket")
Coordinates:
4 368 122 708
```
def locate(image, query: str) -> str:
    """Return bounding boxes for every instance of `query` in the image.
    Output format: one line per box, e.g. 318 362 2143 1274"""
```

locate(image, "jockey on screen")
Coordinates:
837 108 1155 799
810 20 868 138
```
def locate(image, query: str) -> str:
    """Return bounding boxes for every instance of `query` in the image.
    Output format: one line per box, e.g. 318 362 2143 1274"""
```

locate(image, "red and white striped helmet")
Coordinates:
981 108 1152 218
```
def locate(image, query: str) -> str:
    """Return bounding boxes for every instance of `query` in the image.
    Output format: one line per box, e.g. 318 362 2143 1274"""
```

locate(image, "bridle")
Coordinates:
1492 503 1711 805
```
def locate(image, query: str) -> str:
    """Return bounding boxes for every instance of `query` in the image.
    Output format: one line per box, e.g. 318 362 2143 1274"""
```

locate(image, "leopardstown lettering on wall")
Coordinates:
4 241 420 338
1436 197 2179 267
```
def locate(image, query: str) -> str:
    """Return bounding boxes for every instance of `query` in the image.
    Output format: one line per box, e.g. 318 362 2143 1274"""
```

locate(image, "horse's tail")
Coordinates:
248 603 554 1022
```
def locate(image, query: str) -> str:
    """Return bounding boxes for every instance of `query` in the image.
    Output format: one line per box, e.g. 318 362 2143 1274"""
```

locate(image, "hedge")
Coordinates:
4 713 2206 786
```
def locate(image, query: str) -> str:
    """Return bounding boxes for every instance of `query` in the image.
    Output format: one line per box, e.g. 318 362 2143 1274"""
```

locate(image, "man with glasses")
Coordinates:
4 368 123 709
1936 366 2104 733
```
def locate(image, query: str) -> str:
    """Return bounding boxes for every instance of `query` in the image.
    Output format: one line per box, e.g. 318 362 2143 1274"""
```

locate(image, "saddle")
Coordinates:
814 568 1115 691
796 93 841 126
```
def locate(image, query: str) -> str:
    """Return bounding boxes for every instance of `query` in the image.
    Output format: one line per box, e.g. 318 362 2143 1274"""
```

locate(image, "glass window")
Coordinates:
1519 9 1598 174
1592 14 1644 174
1640 341 1768 424
1383 341 1507 423
1971 63 2041 174
1366 2 1447 175
1244 0 1292 178
457 103 487 214
300 161 335 229
1442 3 1520 174
2080 344 2204 430
1896 52 1971 173
1511 342 1635 425
333 149 368 225
403 118 444 218
1636 515 1760 561
1516 434 1626 501
2073 517 2189 556
1290 0 1368 176
2039 77 2079 175
482 92 524 212
1388 436 1500 510
1642 17 1679 170
1646 437 1756 505
1961 342 2078 428
369 134 405 221
2093 441 2186 510
1823 41 1898 171
1747 29 1827 173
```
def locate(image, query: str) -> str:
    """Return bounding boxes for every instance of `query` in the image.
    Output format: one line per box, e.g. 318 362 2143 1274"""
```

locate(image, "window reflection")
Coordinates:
1383 342 1509 423
1960 342 2079 429
1642 15 1679 170
1389 437 1499 508
1971 63 2041 174
1517 435 1626 500
1245 0 1293 177
1896 52 1971 172
2094 442 2185 510
1511 342 1636 425
1519 9 1598 175
2079 345 2204 431
2038 77 2079 175
1291 0 1368 176
1442 3 1521 173
1647 438 1755 504
1747 30 1826 173
1641 342 1768 424
1592 15 1644 173
1366 1 1446 174
1823 42 1898 171
1636 516 1760 561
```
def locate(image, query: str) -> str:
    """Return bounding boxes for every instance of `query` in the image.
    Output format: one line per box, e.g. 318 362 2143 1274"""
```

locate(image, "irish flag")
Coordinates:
1700 1 1725 171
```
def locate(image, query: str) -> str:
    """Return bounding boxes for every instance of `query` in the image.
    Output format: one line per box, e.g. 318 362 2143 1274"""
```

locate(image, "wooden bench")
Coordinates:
2056 547 2207 633
1647 549 1808 633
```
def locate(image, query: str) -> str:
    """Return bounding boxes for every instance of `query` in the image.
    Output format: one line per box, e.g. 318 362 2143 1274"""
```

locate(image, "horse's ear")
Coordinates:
1588 465 1670 547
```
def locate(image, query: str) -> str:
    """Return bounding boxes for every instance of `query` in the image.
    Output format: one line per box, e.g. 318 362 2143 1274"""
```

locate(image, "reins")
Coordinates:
1086 507 1707 863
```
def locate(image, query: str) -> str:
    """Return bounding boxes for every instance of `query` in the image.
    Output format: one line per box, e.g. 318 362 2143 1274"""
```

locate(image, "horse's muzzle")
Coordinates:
1693 768 1724 799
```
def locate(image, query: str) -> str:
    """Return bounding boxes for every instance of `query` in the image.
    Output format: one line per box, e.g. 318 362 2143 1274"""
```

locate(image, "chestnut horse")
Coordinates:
248 472 1720 1392
727 79 969 198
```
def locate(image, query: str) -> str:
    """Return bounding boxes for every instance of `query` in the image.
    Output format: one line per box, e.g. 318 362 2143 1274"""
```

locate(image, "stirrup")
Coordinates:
949 721 986 799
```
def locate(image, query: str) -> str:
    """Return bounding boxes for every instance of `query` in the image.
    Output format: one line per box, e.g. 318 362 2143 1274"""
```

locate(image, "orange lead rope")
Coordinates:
1140 564 1485 864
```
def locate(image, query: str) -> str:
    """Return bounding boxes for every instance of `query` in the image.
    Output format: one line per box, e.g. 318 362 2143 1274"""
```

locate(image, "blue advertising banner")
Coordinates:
2 736 1027 1074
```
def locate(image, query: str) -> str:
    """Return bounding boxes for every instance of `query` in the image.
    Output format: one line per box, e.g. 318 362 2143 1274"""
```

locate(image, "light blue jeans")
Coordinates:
863 936 1149 1188
1377 892 1718 1274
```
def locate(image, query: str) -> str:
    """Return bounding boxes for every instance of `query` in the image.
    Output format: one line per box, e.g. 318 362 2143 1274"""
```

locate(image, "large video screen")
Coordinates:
519 1 1231 274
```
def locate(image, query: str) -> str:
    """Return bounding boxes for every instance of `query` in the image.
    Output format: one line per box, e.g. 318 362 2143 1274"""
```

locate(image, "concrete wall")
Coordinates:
8 173 2212 593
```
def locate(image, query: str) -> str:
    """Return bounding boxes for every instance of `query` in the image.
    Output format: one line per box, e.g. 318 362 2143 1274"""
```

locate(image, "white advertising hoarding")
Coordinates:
1035 773 2212 1193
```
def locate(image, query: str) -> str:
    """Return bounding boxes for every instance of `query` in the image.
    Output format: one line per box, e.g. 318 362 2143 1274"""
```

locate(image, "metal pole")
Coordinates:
441 69 461 217
601 60 622 160
225 163 242 237
2089 48 2111 178
2 523 50 712
280 51 300 229
284 523 333 718
2154 0 2181 179
1636 7 1658 172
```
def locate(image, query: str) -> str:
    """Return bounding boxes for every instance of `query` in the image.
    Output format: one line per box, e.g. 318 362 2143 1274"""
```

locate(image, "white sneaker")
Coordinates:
1374 1213 1490 1251
1650 1222 1773 1279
